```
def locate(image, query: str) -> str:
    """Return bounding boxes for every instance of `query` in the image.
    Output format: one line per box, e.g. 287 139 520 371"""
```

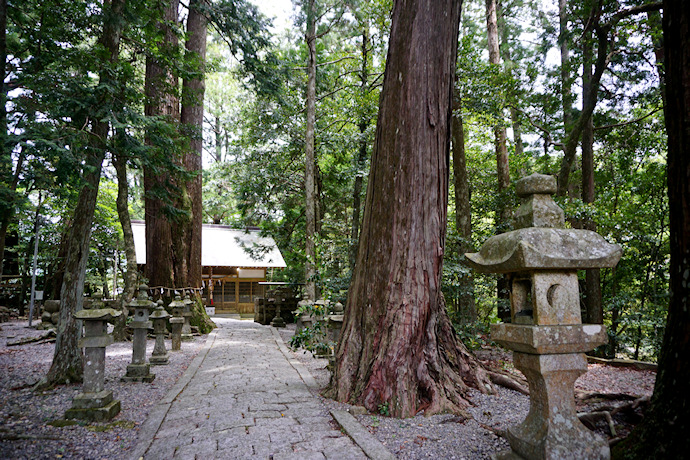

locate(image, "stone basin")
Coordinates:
491 323 608 355
465 227 622 274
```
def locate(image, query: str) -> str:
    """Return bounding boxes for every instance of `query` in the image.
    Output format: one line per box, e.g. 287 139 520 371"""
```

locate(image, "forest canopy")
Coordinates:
1 0 668 365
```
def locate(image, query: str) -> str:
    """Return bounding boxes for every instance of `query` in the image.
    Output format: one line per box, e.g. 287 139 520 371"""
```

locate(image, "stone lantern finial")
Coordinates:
513 173 565 230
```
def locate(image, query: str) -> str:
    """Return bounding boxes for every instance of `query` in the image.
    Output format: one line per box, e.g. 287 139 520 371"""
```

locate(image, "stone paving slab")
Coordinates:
132 318 368 460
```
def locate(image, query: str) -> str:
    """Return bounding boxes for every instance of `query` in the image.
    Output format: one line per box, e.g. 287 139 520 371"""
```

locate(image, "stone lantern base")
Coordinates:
121 363 155 383
494 353 610 460
65 390 121 422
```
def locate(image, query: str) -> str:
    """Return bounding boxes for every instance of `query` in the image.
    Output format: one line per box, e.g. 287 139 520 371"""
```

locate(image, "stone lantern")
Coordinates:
181 293 194 341
150 300 170 365
66 306 121 421
169 295 185 351
466 174 621 460
122 285 155 383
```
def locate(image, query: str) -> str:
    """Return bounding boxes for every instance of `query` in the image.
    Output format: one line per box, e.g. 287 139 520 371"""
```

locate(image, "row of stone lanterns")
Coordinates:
65 285 195 422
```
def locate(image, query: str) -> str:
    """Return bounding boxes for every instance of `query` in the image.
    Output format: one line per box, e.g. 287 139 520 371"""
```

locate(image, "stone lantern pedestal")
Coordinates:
65 307 122 422
150 300 170 365
466 174 622 460
181 293 194 341
122 285 155 383
169 295 185 351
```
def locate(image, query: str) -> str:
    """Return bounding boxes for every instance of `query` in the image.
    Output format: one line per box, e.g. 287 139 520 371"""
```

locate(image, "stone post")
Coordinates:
466 174 622 460
169 295 185 351
122 285 155 383
181 293 194 341
270 296 286 328
150 300 170 365
65 306 121 421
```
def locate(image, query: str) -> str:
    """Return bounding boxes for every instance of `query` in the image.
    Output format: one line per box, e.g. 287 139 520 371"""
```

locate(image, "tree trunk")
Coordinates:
304 0 317 300
0 0 7 281
38 0 126 389
180 0 207 289
113 149 136 341
486 0 511 321
612 1 690 456
581 26 603 325
326 0 492 418
451 82 476 323
559 0 573 135
144 0 179 290
349 23 371 272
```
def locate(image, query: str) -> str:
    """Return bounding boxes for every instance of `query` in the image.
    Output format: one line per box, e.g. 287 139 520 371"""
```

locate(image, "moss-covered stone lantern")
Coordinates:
466 173 622 460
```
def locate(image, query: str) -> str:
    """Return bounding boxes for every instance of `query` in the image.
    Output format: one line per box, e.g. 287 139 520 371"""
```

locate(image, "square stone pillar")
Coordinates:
65 307 122 422
122 285 155 383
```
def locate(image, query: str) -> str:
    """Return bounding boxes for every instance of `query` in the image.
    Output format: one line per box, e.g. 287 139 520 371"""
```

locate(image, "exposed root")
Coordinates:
578 410 617 436
487 370 529 395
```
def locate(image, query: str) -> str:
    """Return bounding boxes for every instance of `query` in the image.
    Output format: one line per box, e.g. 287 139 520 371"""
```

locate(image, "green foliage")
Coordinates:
288 301 333 355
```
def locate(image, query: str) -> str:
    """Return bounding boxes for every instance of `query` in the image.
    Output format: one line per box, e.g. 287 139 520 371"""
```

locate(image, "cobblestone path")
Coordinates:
135 318 366 459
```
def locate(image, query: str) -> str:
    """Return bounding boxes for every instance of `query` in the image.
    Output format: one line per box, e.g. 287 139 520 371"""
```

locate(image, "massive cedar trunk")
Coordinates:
451 82 476 323
304 0 317 300
179 0 206 289
612 1 690 456
144 0 179 289
326 0 492 418
39 0 125 388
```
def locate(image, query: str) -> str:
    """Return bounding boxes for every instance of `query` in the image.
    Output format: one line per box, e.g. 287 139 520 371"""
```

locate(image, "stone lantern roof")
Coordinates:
466 173 622 273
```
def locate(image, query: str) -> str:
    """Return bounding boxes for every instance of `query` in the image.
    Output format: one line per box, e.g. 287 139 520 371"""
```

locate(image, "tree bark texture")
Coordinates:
326 0 492 418
41 0 126 388
451 83 476 323
180 0 207 288
304 0 317 300
612 1 690 456
144 0 179 290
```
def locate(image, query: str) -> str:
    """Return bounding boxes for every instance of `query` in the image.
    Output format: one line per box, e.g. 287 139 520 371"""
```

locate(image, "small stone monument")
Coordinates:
122 285 155 383
65 301 121 421
181 293 194 341
326 302 344 343
270 296 286 328
150 300 170 365
466 174 622 460
169 295 185 351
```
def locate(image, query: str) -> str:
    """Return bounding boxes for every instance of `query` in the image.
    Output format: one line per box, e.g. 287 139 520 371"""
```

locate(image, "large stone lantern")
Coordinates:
466 174 622 460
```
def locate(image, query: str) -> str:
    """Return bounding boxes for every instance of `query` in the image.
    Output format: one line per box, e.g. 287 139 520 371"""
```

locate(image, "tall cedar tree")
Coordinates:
326 0 493 418
612 0 690 456
180 0 207 289
38 0 126 388
144 0 179 290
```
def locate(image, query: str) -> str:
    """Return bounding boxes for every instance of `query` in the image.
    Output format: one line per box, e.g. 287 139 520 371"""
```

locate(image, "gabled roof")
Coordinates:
131 221 287 269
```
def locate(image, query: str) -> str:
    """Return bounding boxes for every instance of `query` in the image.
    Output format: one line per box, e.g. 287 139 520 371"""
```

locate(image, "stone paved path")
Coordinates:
133 318 367 460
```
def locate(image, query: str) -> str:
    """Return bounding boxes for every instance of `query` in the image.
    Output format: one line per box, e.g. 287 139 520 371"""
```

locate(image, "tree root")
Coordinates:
486 370 529 395
578 410 617 437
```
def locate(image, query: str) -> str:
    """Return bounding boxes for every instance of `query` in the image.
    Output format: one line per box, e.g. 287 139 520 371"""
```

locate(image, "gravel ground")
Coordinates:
278 323 656 460
0 319 206 460
1 319 656 460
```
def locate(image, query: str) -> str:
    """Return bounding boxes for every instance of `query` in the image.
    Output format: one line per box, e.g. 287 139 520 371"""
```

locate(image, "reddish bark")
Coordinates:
144 0 179 289
180 0 207 288
326 0 492 418
612 1 690 456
